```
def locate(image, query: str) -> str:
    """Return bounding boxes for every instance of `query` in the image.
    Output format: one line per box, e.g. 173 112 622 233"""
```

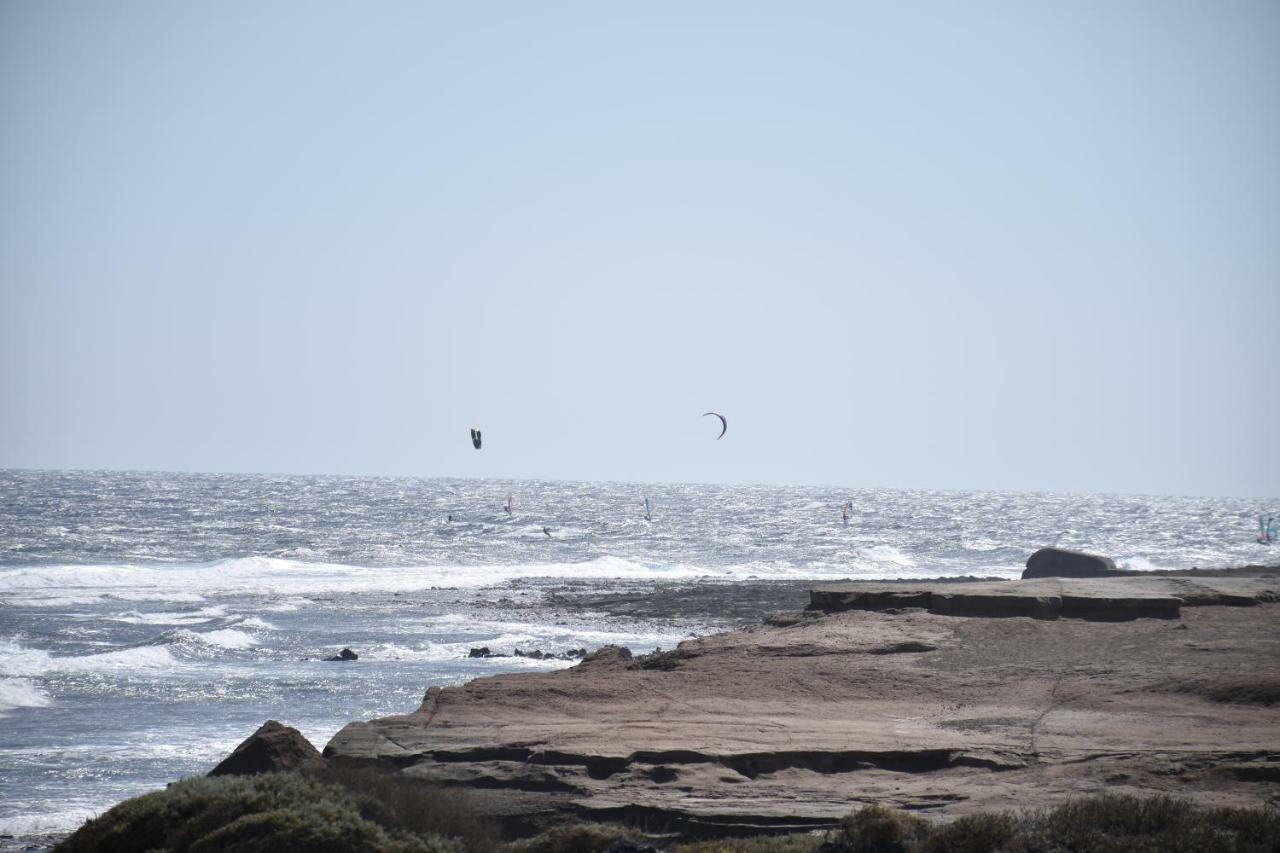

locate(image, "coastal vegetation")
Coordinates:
54 772 1279 853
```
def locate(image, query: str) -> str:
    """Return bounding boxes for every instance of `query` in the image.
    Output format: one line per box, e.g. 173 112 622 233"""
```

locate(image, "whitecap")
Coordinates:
0 641 179 676
0 806 102 837
109 606 228 625
0 677 52 712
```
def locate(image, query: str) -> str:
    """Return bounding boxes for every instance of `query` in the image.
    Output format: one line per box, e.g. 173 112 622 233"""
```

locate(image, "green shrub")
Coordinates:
1012 793 1280 853
317 764 498 852
510 822 634 853
54 773 460 853
916 812 1016 853
839 804 931 853
673 834 821 852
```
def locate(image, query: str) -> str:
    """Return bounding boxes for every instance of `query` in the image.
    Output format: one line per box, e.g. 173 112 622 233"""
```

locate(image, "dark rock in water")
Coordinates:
469 646 493 658
1023 547 1117 579
208 720 323 777
512 647 589 660
325 648 358 661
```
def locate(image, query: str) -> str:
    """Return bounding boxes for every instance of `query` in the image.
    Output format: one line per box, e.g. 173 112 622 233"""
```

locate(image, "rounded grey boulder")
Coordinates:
1023 547 1118 579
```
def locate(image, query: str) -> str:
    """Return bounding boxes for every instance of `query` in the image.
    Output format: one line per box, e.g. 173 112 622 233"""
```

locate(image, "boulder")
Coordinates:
1023 547 1117 579
468 647 493 658
578 645 633 667
325 648 358 661
208 720 324 777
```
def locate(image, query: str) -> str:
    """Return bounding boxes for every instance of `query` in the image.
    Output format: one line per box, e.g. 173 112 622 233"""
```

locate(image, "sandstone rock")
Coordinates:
208 720 323 777
807 588 932 613
325 590 1280 832
1023 547 1117 579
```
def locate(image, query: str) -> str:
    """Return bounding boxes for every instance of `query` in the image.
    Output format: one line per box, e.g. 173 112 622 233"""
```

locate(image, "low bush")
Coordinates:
1011 793 1280 853
509 821 636 853
55 778 1280 853
839 804 931 852
915 812 1016 853
54 773 460 853
672 834 819 852
317 764 498 852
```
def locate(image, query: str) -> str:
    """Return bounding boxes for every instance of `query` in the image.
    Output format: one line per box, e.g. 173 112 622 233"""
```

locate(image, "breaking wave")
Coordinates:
0 678 52 713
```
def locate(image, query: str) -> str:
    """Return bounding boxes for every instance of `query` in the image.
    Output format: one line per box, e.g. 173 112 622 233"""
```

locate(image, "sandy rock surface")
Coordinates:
325 573 1280 833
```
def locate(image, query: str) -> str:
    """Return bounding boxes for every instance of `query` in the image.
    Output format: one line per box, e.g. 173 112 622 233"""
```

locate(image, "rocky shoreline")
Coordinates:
316 565 1280 837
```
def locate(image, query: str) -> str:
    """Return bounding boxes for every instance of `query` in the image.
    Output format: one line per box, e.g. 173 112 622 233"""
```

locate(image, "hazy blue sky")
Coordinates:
2 1 1277 497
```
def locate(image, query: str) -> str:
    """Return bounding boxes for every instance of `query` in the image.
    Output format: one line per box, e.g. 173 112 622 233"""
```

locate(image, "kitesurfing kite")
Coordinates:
702 411 727 440
470 428 482 450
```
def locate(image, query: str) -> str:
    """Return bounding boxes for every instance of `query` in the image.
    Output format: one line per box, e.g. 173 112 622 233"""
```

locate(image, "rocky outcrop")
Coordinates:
324 578 1280 832
807 575 1280 621
1022 547 1117 579
325 648 358 661
209 720 324 777
468 646 588 660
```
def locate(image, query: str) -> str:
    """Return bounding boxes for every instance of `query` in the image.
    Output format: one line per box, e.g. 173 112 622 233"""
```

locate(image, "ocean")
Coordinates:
0 469 1273 846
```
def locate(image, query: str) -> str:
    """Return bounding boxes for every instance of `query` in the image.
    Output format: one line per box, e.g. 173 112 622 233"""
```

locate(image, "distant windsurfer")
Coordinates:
841 500 853 527
643 497 652 522
542 526 552 538
504 495 512 515
470 428 482 450
1261 515 1277 545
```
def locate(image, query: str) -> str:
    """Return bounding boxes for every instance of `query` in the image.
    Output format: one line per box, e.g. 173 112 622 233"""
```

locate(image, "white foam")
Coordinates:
0 555 719 606
193 628 256 649
0 550 968 610
236 616 276 631
856 544 916 567
110 606 229 625
0 806 101 837
0 637 179 677
1116 555 1176 573
0 677 52 712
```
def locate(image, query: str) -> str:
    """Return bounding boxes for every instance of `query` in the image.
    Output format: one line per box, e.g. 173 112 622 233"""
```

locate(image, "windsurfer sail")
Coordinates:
643 497 652 522
504 495 512 515
841 501 852 527
470 428 482 450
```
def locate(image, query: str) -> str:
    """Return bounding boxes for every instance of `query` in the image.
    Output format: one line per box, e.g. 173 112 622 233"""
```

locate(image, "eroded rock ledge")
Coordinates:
324 572 1280 835
808 573 1280 621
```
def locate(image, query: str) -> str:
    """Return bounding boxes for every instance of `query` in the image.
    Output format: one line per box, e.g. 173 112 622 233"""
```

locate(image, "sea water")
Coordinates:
0 469 1273 845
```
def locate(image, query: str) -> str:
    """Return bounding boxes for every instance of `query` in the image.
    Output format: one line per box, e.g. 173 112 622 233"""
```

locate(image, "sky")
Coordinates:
1 1 1277 497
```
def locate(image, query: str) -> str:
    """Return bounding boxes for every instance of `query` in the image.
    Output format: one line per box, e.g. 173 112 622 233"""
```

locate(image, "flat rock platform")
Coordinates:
324 570 1280 835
